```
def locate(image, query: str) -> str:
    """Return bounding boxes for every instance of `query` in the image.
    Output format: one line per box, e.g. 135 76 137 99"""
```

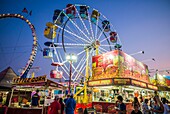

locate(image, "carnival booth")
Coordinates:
7 75 65 114
149 73 170 101
88 50 158 113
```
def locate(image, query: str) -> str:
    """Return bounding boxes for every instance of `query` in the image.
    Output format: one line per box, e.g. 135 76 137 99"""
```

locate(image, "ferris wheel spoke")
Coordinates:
73 20 90 41
58 53 70 72
74 6 90 36
74 54 88 81
96 23 107 41
72 54 86 76
72 65 85 81
73 58 86 81
58 31 83 44
53 45 62 63
60 65 69 80
99 46 109 53
74 66 86 81
53 43 89 47
100 44 115 47
100 36 110 43
59 27 81 44
69 20 91 42
100 11 109 20
77 49 86 56
87 10 95 40
62 12 91 42
57 25 90 43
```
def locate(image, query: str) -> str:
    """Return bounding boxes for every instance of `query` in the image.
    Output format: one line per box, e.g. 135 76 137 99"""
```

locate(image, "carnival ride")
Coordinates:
0 13 38 78
43 4 122 103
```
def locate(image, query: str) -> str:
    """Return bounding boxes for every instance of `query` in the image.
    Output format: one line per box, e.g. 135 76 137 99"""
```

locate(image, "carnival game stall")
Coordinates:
88 50 158 113
7 75 65 114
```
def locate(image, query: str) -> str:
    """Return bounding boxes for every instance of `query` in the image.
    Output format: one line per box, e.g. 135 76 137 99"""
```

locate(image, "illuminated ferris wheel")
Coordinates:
0 13 38 78
43 4 122 81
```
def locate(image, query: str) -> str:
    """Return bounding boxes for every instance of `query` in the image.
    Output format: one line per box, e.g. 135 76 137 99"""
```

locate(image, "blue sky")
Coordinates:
0 0 170 80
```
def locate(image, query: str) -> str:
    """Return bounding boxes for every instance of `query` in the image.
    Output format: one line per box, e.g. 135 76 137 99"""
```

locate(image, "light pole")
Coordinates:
141 58 155 62
130 51 144 56
66 53 77 94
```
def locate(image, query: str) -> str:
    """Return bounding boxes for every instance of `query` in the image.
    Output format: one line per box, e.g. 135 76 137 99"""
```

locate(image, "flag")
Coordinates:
29 10 32 16
22 8 28 13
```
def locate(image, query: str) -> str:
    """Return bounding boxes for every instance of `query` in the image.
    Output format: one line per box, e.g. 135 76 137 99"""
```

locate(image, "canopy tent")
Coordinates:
0 67 18 90
164 75 170 80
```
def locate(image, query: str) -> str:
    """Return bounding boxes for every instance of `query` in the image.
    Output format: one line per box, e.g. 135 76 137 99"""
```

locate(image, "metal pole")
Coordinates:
8 88 14 107
69 61 72 94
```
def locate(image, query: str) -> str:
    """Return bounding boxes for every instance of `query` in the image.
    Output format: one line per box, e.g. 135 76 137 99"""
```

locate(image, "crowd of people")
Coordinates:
1 90 170 114
115 93 170 114
48 94 76 114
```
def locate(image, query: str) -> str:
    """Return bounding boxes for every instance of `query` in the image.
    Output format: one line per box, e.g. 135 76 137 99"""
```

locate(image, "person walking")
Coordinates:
151 96 164 114
142 99 151 114
49 96 61 114
59 98 65 114
115 95 126 114
65 94 76 114
64 94 70 104
132 97 141 109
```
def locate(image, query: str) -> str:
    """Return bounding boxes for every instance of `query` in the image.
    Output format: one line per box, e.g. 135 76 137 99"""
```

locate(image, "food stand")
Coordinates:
7 75 65 114
88 50 158 113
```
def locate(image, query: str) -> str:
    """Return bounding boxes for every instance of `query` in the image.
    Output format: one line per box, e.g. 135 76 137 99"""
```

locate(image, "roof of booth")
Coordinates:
0 67 18 88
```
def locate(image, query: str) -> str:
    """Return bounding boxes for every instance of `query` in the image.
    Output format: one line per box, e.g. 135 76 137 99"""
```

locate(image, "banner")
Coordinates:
92 50 149 83
12 75 46 84
88 79 113 86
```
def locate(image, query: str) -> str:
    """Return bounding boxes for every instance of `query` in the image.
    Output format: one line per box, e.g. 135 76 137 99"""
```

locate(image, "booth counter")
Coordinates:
88 78 158 113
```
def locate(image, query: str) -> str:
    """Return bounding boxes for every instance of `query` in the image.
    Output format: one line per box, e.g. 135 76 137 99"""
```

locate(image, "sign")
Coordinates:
131 80 147 88
147 84 158 90
88 79 113 86
92 50 149 83
12 75 46 84
92 50 119 80
113 79 131 85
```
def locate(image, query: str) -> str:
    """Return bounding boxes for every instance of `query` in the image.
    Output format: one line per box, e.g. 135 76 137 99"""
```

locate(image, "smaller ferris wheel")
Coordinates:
43 4 122 82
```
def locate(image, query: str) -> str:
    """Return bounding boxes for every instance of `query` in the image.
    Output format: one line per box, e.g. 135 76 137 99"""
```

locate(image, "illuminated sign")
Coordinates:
88 79 113 86
147 84 158 90
92 50 149 83
114 79 131 85
131 80 147 88
12 75 46 84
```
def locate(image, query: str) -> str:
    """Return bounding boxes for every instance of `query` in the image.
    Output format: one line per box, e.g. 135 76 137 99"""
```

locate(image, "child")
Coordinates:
131 104 142 114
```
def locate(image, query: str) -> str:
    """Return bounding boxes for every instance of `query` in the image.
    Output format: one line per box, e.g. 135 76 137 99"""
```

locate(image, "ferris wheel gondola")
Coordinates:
43 4 122 82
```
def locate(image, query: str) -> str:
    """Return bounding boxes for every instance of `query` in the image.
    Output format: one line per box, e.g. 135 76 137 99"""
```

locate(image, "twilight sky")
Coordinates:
0 0 170 80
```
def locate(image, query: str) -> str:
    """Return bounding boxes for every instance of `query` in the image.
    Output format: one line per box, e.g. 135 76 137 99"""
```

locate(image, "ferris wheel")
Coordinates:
0 13 38 78
43 4 122 81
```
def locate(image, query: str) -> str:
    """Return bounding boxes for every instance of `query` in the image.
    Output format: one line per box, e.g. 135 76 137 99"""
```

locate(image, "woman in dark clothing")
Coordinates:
132 97 140 108
59 98 65 114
